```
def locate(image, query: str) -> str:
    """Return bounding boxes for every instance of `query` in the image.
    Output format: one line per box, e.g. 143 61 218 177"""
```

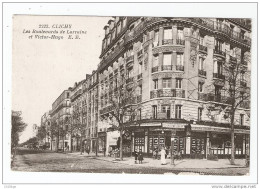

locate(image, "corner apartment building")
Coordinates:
97 17 251 158
50 89 72 151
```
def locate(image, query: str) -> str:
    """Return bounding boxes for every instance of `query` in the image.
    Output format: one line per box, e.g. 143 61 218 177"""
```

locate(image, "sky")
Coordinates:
12 15 111 143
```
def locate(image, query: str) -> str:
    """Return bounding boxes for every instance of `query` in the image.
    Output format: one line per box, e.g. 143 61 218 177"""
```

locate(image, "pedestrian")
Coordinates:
165 146 168 159
103 147 106 157
86 146 90 155
134 150 138 164
138 149 143 164
153 149 157 159
161 147 166 165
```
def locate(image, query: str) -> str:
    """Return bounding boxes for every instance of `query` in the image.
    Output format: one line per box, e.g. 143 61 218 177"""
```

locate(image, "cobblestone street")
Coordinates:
11 148 249 175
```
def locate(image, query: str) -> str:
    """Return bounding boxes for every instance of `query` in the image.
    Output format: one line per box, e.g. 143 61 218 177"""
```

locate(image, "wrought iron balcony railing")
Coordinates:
126 55 134 63
214 49 226 57
213 73 225 80
240 100 250 109
176 65 184 71
199 44 207 52
198 93 232 104
162 39 174 45
137 73 143 80
152 66 159 73
161 65 173 71
150 89 185 99
198 69 207 77
176 39 185 45
230 56 237 63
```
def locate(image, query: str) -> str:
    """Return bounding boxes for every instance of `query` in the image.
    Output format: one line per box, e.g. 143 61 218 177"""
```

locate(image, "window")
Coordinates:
123 18 126 27
139 109 142 120
240 114 244 125
162 105 171 119
199 35 204 45
162 78 171 88
153 79 158 89
107 35 111 46
117 22 122 35
138 62 142 74
66 100 70 106
175 105 182 119
127 67 133 78
176 78 182 89
139 85 142 95
152 105 157 119
240 72 245 81
198 82 203 92
154 30 159 46
215 86 221 97
153 54 159 66
215 39 223 51
164 28 172 39
112 30 116 40
198 108 203 121
177 53 184 66
163 53 172 65
199 57 205 70
177 28 184 40
67 92 70 98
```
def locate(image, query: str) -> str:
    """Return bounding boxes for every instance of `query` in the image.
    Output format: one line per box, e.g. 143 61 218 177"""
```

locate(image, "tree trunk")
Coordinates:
50 135 53 151
80 136 83 155
56 133 59 152
120 129 123 160
230 111 235 165
70 133 73 153
96 138 98 156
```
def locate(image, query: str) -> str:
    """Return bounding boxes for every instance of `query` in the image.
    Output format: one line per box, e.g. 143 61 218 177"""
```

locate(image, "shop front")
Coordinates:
130 121 250 159
98 132 106 153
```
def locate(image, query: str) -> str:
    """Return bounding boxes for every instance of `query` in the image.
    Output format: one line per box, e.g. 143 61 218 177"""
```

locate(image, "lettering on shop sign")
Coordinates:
163 123 185 129
140 123 161 127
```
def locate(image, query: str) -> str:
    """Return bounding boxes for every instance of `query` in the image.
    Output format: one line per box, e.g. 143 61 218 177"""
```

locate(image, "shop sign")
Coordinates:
234 129 250 134
191 125 229 133
162 123 185 129
140 122 161 127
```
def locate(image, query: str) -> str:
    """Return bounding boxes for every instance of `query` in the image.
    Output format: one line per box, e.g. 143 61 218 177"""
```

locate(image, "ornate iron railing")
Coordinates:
176 65 184 71
150 89 185 99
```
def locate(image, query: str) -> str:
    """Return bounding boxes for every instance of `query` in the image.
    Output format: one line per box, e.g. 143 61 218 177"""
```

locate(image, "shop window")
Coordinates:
176 78 182 89
175 105 182 119
198 108 203 121
152 105 157 119
162 78 171 88
153 79 158 89
162 105 170 119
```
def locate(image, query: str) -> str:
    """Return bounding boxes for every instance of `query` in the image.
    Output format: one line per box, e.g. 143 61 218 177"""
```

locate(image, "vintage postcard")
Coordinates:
3 2 258 186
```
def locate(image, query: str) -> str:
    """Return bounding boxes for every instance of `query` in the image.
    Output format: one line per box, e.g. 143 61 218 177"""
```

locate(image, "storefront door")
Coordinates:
191 136 206 159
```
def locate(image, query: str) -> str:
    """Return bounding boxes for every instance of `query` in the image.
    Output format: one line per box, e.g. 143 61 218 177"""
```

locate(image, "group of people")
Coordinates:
134 149 144 164
153 146 170 165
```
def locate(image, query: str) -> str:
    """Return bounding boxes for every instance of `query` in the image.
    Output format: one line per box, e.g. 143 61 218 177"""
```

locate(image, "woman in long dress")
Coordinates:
161 147 166 165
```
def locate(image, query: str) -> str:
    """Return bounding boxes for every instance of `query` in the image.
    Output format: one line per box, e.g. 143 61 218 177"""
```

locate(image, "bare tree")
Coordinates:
205 53 250 165
101 74 139 160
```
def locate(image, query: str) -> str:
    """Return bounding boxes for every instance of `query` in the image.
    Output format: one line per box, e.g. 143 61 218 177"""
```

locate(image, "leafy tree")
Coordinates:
36 125 47 142
102 75 139 160
11 111 27 152
205 52 250 165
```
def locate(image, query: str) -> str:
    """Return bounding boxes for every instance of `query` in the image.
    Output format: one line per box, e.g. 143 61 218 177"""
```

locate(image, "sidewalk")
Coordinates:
68 152 247 169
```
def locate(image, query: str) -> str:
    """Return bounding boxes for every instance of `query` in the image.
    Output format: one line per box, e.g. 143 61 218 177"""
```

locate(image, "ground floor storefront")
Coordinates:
127 122 250 159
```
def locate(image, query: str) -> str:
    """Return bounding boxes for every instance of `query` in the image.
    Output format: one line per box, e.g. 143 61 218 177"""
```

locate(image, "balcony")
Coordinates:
137 50 143 58
162 39 174 45
214 49 226 57
126 77 134 84
240 80 247 87
240 101 250 109
176 65 184 71
152 66 159 73
150 89 185 99
136 95 142 103
176 39 185 45
137 73 142 80
213 73 225 80
198 69 207 77
199 44 207 53
71 89 83 102
198 93 232 104
161 65 173 71
230 56 237 63
126 55 134 64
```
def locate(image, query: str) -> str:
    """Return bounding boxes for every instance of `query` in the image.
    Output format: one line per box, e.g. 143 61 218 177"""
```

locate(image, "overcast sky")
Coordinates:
12 15 110 143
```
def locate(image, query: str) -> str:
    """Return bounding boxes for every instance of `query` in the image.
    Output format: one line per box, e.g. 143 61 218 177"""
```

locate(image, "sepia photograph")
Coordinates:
2 2 258 186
